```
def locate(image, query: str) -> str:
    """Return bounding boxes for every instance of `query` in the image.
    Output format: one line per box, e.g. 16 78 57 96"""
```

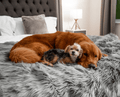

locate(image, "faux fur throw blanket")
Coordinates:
0 33 120 97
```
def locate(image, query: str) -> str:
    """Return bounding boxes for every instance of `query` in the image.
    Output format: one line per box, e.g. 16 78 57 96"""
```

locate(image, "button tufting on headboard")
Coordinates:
14 8 16 12
17 0 19 3
33 1 35 4
30 9 32 13
43 9 45 12
5 8 8 12
49 9 52 12
25 0 28 4
37 9 39 13
8 0 11 3
40 1 42 4
0 0 57 17
46 1 48 5
22 9 24 12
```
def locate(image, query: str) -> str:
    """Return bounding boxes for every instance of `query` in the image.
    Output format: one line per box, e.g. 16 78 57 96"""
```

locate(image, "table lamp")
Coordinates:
70 9 82 30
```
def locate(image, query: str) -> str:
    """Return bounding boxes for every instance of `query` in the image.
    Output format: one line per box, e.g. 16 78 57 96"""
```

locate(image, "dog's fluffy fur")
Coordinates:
9 32 60 63
9 31 107 68
41 43 83 66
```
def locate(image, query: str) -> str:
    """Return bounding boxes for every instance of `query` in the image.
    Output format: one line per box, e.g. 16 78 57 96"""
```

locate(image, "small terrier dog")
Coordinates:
41 43 83 66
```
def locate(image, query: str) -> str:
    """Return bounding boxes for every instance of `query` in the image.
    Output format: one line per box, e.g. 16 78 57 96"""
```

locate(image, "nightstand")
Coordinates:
66 29 86 34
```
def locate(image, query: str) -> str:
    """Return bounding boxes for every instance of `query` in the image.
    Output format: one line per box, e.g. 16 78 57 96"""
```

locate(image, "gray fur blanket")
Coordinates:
0 33 120 97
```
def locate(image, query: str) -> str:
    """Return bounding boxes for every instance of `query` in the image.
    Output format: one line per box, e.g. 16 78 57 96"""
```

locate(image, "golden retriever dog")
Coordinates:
9 31 107 69
55 32 107 69
9 32 60 63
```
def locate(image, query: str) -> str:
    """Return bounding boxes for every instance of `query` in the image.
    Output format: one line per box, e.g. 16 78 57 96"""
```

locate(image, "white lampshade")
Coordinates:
70 9 82 19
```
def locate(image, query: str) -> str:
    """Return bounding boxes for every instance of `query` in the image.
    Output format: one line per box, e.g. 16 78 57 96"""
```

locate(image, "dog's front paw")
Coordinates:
42 61 53 67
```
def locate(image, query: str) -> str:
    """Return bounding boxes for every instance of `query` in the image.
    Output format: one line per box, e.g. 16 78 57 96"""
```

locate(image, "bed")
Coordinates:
0 0 120 97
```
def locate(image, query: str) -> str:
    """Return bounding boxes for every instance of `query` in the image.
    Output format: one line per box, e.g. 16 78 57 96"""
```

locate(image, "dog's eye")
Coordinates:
76 49 79 51
71 48 73 50
84 53 88 56
95 55 97 57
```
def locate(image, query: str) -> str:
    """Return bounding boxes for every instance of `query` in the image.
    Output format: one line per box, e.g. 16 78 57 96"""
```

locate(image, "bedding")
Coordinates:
0 33 120 97
0 15 57 36
0 34 32 43
0 16 16 36
14 18 25 35
22 14 48 34
45 17 57 33
22 15 57 34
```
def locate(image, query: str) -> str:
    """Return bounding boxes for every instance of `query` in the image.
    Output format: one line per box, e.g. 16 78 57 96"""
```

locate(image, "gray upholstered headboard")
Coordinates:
0 0 62 31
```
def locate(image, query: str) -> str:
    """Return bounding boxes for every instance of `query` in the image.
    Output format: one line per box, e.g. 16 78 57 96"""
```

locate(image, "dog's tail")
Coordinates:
9 47 40 63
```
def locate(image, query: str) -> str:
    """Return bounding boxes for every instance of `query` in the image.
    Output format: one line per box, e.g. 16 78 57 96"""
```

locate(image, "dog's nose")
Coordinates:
88 64 97 70
72 51 75 55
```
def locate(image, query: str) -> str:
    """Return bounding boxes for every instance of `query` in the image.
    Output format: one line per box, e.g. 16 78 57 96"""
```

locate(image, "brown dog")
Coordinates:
9 31 107 68
9 32 60 63
55 32 107 68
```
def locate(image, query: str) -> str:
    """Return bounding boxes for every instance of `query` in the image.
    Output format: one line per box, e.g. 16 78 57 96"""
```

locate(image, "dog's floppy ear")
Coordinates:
64 45 70 53
98 49 108 60
78 49 83 58
102 53 108 57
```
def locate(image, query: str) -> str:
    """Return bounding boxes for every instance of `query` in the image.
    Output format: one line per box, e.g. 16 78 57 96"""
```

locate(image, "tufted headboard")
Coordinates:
0 0 62 31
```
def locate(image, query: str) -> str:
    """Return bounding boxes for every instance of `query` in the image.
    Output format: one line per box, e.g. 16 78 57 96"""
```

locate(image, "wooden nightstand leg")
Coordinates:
71 19 80 30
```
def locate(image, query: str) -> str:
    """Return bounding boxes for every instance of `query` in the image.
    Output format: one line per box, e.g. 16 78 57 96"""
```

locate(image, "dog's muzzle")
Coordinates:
72 51 75 55
88 64 97 70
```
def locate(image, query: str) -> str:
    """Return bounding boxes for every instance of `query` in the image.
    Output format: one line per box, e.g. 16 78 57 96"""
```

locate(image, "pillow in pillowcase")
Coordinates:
0 16 16 36
45 17 57 33
22 14 48 34
14 18 25 35
13 16 57 35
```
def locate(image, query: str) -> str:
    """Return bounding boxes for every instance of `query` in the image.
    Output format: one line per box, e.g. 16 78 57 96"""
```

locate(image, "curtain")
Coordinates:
56 0 63 31
100 0 116 35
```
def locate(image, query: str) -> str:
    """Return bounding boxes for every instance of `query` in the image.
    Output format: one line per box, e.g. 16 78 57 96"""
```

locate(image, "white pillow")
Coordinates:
14 18 25 35
45 17 57 33
0 16 16 36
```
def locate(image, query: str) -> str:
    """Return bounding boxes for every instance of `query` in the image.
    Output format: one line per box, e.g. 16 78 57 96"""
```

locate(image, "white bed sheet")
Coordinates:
0 34 32 43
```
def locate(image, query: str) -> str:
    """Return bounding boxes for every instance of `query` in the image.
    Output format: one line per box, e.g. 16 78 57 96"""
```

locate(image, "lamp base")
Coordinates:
71 19 80 30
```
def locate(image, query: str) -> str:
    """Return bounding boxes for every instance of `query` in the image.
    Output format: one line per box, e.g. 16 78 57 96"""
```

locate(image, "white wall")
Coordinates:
62 0 101 36
88 0 101 36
